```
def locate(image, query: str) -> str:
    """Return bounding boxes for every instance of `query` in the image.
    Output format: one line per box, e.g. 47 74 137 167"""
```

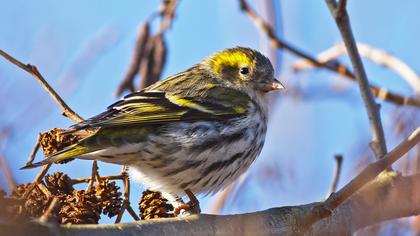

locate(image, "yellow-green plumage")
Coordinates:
24 47 284 213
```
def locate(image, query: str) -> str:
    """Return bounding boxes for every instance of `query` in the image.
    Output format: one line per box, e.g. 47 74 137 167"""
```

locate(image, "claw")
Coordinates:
173 189 201 216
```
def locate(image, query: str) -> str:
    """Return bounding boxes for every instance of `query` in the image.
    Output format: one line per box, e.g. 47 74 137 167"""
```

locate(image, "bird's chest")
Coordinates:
128 110 267 194
161 109 266 157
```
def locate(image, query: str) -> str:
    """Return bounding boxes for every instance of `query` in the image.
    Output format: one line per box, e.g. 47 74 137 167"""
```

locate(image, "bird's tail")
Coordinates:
20 143 91 169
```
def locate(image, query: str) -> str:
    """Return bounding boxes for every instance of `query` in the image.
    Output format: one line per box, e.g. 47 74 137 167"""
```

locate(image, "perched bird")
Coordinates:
24 47 284 214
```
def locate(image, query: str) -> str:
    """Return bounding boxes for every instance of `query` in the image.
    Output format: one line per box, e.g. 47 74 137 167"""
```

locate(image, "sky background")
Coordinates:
0 0 419 234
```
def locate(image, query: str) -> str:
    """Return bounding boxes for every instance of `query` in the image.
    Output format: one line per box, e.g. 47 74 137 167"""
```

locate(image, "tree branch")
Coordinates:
238 0 419 107
325 155 343 198
322 127 419 214
2 127 417 235
292 43 420 97
312 172 420 235
0 154 16 189
3 173 419 236
0 50 83 123
325 0 387 159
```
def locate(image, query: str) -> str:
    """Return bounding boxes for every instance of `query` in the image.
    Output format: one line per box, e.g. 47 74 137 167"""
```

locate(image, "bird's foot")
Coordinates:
173 189 201 217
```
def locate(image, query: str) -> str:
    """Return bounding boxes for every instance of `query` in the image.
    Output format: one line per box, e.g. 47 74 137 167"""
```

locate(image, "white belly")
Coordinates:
87 107 267 196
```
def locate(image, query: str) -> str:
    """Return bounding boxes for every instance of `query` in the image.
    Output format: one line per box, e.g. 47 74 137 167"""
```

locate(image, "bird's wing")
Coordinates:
67 83 251 132
22 73 252 169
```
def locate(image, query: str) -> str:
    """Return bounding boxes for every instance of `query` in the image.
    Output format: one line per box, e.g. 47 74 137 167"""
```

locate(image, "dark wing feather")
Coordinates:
66 71 251 133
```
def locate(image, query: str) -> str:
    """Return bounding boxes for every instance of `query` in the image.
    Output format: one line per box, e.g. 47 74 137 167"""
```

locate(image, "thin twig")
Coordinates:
0 132 15 189
325 0 387 159
310 127 420 226
69 174 125 185
115 204 127 223
127 205 141 221
87 160 100 191
239 0 322 65
293 42 420 100
115 172 140 222
158 0 178 34
208 182 235 214
124 172 140 221
8 26 119 131
114 174 127 223
116 22 150 96
39 197 61 223
238 0 419 107
116 0 178 97
416 145 420 173
25 134 41 167
0 49 83 123
0 50 84 204
336 0 347 14
37 183 52 197
21 164 51 199
208 173 247 214
266 0 283 73
0 154 16 189
325 155 343 198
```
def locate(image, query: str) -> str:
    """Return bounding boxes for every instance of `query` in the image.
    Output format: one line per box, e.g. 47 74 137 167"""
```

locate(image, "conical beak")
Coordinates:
260 78 285 92
271 78 285 90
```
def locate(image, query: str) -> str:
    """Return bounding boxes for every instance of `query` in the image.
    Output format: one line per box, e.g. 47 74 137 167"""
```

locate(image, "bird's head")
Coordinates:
203 47 284 93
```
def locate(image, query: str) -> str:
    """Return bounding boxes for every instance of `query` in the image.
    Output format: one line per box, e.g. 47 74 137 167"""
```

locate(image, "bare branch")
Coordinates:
323 127 419 213
69 174 125 185
293 42 420 100
336 0 347 15
116 0 178 96
115 172 140 223
313 172 420 235
116 22 150 96
39 197 61 223
325 155 343 198
25 134 41 167
21 164 51 199
208 173 248 214
158 0 178 34
1 127 418 234
208 182 235 214
238 0 419 107
325 0 387 159
0 50 83 123
87 160 100 191
3 173 420 236
0 154 16 189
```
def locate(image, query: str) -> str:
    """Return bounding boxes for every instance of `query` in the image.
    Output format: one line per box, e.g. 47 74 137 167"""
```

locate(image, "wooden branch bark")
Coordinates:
0 154 16 189
239 0 420 107
2 127 418 236
2 173 419 236
322 127 419 214
325 0 387 159
0 50 83 123
292 43 420 96
325 155 343 198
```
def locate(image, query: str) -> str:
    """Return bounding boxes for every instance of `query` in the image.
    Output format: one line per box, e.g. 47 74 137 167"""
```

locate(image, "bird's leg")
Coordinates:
174 189 201 216
161 192 189 216
162 190 201 216
184 189 201 214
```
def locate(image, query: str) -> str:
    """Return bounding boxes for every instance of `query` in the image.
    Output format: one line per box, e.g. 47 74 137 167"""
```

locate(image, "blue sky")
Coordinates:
1 0 419 228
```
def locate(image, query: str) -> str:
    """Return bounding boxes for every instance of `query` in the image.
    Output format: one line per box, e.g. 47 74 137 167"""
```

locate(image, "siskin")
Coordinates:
24 47 284 214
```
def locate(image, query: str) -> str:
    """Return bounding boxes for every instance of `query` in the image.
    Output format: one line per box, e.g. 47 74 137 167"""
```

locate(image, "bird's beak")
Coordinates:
262 78 285 92
271 78 285 90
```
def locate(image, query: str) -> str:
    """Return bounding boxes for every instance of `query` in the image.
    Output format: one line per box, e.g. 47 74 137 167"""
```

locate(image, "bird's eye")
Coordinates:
240 67 249 75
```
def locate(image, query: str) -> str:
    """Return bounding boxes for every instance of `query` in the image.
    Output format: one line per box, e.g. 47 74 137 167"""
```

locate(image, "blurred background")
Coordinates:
0 1 419 235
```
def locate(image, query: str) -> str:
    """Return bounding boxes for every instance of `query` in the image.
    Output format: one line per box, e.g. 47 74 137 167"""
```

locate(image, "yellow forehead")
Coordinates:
210 51 254 73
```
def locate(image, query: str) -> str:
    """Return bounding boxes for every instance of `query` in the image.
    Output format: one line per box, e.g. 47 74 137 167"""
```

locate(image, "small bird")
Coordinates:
24 47 284 214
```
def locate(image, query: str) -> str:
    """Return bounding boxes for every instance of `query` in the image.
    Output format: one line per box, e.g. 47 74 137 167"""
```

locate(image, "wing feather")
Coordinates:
66 72 251 132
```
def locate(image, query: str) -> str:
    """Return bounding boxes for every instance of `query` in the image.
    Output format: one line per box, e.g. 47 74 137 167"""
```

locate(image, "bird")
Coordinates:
23 47 284 215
